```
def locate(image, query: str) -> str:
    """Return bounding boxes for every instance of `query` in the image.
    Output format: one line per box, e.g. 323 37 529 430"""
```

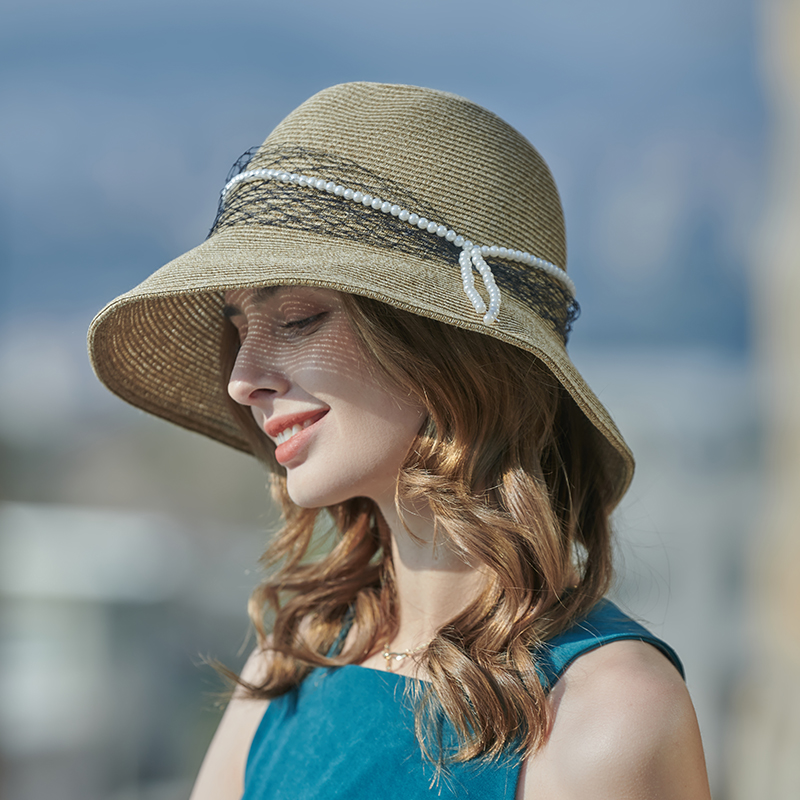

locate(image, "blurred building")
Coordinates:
0 500 266 800
727 0 800 797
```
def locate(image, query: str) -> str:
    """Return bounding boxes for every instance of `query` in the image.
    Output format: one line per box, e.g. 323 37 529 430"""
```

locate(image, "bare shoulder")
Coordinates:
189 646 273 800
519 640 711 800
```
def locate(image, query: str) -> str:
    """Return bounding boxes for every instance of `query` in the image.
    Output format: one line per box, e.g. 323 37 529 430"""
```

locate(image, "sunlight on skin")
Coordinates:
224 286 426 511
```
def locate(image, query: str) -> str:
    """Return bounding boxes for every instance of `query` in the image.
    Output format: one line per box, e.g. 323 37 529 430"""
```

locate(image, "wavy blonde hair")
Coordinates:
220 293 617 763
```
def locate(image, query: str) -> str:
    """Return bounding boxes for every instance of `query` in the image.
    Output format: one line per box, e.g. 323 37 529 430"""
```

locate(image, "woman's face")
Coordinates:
224 286 426 509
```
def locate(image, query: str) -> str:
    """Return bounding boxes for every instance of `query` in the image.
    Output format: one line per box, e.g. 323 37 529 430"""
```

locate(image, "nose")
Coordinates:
227 340 289 407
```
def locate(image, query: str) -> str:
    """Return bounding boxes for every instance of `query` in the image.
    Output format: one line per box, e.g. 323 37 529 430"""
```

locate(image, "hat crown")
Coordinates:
240 82 566 272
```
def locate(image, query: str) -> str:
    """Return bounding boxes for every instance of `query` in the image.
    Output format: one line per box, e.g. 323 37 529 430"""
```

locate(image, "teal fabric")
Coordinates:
242 599 683 799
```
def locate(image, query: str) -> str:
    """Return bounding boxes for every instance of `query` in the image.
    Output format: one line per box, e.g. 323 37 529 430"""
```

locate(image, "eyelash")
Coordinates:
280 312 327 332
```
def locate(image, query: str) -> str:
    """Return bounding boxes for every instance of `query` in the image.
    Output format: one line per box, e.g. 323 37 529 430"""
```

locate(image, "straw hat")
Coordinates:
87 81 634 505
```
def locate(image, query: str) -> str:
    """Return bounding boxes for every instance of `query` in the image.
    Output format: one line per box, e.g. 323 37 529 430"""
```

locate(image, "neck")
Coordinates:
376 494 487 651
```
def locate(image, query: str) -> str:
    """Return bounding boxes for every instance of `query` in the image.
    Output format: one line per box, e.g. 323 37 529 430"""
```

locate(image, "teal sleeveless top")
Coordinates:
243 599 683 799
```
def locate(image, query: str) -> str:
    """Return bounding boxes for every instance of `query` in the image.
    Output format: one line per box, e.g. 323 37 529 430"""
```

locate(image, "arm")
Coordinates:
519 640 711 800
189 648 272 800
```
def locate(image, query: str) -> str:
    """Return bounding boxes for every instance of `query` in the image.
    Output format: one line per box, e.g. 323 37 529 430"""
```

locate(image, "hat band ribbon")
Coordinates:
221 168 576 326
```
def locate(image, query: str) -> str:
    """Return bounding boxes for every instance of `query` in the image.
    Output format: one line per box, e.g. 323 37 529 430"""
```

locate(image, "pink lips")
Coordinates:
266 408 329 465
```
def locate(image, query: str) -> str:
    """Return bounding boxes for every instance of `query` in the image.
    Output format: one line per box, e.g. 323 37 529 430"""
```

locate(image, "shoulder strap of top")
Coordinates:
325 607 356 658
534 599 685 691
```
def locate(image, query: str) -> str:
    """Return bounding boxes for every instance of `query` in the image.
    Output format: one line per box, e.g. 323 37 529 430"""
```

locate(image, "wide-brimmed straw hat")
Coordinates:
88 81 634 505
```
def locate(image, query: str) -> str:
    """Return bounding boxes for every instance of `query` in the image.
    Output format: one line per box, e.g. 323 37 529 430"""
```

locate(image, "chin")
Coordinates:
285 478 351 510
285 474 389 510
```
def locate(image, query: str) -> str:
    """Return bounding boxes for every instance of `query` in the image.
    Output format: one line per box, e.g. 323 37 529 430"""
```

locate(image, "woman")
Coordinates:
88 82 711 798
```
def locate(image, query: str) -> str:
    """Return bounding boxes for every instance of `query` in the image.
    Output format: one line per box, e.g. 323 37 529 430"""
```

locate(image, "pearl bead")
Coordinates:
220 164 578 326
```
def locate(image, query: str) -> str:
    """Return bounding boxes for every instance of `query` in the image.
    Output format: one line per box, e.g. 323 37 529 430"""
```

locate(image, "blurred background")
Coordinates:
1 0 798 797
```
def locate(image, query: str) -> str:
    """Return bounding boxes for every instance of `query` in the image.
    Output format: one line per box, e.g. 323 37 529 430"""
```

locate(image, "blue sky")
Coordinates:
0 0 765 351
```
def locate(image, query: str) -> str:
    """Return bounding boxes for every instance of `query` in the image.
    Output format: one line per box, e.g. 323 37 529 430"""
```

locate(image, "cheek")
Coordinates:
337 342 426 447
349 386 426 456
280 325 368 386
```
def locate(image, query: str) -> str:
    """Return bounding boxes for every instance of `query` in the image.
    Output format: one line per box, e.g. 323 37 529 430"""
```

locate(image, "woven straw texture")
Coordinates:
87 82 634 505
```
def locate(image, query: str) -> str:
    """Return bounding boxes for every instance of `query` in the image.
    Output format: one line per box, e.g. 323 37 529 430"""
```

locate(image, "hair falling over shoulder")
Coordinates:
219 295 618 764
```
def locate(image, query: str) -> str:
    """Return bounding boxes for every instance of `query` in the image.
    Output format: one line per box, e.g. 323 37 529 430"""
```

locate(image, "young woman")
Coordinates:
88 82 711 799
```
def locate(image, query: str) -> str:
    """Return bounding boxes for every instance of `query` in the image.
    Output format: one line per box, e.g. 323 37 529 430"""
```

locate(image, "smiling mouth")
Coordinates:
266 408 329 448
275 418 318 445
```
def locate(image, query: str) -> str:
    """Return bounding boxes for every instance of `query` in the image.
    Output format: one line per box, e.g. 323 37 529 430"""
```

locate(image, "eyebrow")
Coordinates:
221 285 281 319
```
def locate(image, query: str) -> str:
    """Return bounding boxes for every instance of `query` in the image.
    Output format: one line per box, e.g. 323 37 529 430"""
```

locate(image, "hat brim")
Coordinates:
88 224 634 506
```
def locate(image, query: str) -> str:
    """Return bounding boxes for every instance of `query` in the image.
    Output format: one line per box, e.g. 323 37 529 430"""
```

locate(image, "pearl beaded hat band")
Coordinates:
88 82 635 506
208 143 580 343
218 165 577 326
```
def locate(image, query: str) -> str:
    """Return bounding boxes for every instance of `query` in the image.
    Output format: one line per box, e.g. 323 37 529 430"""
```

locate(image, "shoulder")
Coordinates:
519 639 711 800
189 646 273 800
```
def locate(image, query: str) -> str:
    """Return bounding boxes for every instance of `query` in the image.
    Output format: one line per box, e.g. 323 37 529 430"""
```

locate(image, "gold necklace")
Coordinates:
381 642 428 671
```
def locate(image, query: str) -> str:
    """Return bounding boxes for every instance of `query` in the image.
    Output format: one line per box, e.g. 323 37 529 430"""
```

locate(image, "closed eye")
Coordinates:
280 312 327 332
